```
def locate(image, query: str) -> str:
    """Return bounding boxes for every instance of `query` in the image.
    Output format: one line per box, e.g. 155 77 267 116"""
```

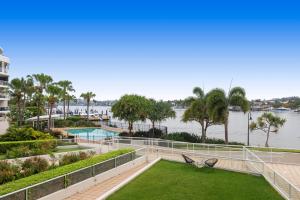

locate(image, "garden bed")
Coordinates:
0 148 134 197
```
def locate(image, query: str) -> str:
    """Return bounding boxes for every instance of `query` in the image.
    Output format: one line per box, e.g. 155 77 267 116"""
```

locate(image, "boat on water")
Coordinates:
271 107 291 112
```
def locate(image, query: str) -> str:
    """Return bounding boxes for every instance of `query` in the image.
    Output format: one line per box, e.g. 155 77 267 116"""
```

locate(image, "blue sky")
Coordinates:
0 0 299 100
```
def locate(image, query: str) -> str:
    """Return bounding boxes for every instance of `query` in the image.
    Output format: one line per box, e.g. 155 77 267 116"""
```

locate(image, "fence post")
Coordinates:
271 148 273 163
172 142 174 156
273 172 276 185
25 188 29 200
289 184 292 198
115 157 117 168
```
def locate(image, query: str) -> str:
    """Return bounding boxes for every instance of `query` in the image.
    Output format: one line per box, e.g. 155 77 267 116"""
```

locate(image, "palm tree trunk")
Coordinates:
17 102 22 126
265 126 271 147
152 121 155 138
201 122 206 143
224 119 229 144
128 122 133 136
21 94 26 125
37 102 40 130
87 100 90 120
48 103 53 130
63 99 66 120
67 99 70 118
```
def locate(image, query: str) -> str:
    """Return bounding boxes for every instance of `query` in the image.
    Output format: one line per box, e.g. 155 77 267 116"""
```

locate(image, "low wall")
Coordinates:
0 152 141 200
40 156 147 200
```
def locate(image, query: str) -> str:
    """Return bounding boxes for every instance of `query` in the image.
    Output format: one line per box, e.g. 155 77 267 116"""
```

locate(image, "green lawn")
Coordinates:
108 160 283 200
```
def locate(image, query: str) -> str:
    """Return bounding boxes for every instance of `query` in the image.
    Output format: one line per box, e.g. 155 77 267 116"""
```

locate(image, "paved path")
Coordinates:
64 163 147 200
269 163 300 189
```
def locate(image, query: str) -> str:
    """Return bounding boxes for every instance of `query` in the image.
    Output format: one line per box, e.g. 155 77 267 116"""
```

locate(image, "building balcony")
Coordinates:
0 80 8 87
0 95 9 100
0 107 9 113
0 68 8 76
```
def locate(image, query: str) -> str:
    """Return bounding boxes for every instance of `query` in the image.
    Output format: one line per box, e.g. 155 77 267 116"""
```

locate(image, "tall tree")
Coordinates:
66 94 77 118
250 113 286 147
147 99 176 137
57 80 75 120
20 76 34 124
112 95 149 136
46 84 62 130
31 73 53 129
182 87 214 143
207 87 249 144
9 78 24 126
80 92 96 120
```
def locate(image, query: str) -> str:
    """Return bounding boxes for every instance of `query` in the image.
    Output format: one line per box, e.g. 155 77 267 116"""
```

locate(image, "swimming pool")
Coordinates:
66 128 118 140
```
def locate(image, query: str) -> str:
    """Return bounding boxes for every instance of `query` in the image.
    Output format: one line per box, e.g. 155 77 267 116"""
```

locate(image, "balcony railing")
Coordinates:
0 80 8 86
0 94 9 99
0 107 9 111
0 67 8 74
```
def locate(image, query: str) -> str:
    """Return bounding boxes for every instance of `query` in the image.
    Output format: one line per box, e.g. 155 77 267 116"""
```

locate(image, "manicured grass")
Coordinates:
54 146 91 153
108 160 283 200
0 148 133 195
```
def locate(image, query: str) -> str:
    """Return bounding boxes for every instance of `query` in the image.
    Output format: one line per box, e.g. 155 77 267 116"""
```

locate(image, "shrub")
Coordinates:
54 119 75 128
67 116 82 122
162 132 201 143
54 118 100 128
79 151 89 160
22 157 49 176
162 132 244 145
0 140 57 155
75 120 98 127
0 127 53 141
0 161 19 184
6 146 32 159
119 128 163 138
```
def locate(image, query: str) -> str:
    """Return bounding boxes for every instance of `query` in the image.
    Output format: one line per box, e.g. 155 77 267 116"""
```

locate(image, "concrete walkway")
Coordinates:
64 163 148 200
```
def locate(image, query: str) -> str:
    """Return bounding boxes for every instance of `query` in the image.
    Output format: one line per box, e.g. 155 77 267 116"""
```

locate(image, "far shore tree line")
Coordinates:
8 74 286 147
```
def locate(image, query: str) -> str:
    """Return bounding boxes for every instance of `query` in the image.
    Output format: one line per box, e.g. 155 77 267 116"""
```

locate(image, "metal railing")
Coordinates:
99 121 168 134
244 147 300 200
0 80 8 86
0 148 146 200
0 107 9 111
107 137 300 200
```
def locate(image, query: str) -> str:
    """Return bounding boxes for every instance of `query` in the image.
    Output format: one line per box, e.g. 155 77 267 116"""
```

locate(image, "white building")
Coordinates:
0 48 9 116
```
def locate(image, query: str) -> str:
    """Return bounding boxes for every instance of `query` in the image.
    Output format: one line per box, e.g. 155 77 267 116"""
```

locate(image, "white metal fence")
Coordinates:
106 137 300 200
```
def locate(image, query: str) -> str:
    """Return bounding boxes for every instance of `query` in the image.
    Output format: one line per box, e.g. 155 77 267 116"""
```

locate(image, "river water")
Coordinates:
1 106 300 149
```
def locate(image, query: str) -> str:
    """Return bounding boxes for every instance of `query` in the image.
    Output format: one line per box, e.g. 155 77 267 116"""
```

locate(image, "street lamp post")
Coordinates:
247 111 252 146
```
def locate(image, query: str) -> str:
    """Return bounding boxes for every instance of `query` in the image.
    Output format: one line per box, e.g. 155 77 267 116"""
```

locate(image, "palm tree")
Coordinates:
66 94 76 118
20 76 34 124
250 113 286 147
46 84 62 130
31 73 53 129
182 87 214 143
9 78 24 126
207 87 249 144
31 73 53 93
80 92 96 120
57 80 75 120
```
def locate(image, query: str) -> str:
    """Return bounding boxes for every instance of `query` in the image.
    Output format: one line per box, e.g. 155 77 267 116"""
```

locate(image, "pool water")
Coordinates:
66 128 118 140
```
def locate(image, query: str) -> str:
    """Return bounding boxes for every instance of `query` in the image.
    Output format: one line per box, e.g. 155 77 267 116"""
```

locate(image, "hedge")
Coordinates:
0 140 58 154
0 148 133 196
